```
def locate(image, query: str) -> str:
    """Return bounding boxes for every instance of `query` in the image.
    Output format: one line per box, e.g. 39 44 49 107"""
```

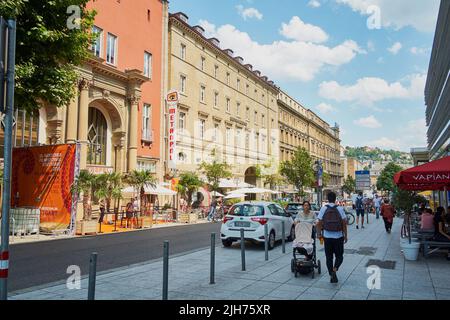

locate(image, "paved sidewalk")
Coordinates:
9 216 450 300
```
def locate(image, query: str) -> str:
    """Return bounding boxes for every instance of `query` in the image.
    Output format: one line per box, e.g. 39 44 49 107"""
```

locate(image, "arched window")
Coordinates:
87 108 107 165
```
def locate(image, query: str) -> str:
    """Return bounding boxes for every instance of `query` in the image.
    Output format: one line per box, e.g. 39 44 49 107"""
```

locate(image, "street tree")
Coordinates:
125 170 157 215
70 169 95 221
176 172 203 208
199 150 232 192
256 158 285 190
94 172 123 213
376 162 403 195
0 0 96 113
342 175 356 196
280 147 315 198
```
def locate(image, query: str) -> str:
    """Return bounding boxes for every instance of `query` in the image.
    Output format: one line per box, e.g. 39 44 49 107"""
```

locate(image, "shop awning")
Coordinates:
394 156 450 191
122 184 177 195
218 179 255 188
227 187 275 194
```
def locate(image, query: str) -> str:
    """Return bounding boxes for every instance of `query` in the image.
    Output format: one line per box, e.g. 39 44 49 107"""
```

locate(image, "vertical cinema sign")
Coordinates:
167 90 179 169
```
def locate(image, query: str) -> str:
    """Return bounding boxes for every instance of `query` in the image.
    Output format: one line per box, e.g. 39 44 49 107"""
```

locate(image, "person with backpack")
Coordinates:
380 198 395 233
316 192 348 283
355 191 365 229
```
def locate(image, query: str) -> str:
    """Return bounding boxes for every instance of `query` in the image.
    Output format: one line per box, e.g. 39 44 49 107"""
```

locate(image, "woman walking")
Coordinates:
380 198 395 233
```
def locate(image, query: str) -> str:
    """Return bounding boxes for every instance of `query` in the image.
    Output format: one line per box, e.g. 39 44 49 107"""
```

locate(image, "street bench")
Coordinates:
422 240 450 257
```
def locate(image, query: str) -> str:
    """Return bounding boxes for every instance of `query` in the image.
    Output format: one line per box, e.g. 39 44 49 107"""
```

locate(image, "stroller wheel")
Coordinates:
294 271 298 278
317 260 321 274
291 259 295 273
311 269 315 279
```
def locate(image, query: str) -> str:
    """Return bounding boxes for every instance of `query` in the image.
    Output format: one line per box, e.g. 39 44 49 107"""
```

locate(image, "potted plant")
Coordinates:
125 170 157 227
176 172 203 223
94 172 123 225
71 170 98 235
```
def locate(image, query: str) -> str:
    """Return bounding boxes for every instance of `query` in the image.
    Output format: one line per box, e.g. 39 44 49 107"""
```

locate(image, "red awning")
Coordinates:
394 156 450 191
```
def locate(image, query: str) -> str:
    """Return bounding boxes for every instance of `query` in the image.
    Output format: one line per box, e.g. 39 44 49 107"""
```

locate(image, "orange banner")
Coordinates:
12 144 79 232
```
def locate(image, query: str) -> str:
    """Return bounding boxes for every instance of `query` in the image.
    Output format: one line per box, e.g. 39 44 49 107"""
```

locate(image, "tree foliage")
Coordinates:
342 175 356 196
176 172 203 207
199 151 232 192
280 147 315 197
124 170 156 214
94 172 123 213
70 169 95 220
376 162 403 194
392 189 427 213
0 0 96 113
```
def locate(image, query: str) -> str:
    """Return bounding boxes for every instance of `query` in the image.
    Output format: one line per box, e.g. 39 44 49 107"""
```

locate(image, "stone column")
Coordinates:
66 85 79 144
78 79 90 170
128 95 139 172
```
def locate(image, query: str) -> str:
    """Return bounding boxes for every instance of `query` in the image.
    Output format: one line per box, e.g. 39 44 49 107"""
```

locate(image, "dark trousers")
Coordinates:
383 218 393 232
324 237 344 276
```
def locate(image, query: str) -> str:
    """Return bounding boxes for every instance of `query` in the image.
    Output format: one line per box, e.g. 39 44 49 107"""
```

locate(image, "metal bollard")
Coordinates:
240 228 246 271
282 221 286 254
264 224 269 261
162 240 169 300
87 252 98 300
210 233 215 284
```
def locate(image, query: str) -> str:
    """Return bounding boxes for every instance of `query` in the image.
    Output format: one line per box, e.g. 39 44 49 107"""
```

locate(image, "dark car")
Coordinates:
285 203 303 218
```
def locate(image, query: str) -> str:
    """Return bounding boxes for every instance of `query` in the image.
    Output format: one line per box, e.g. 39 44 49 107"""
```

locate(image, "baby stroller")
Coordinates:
291 225 321 278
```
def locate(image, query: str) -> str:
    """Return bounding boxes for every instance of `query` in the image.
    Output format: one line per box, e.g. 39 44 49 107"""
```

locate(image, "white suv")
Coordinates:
220 201 295 250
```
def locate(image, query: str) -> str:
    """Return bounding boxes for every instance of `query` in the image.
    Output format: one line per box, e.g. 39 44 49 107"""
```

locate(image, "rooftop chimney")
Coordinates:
209 37 220 47
174 12 189 23
193 25 205 35
235 56 244 64
224 49 234 57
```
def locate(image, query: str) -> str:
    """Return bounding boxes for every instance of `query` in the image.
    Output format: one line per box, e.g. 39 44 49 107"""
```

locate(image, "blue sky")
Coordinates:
168 0 441 152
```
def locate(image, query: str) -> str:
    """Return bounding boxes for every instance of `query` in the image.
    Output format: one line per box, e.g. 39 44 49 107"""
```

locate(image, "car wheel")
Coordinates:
268 231 275 250
291 259 295 273
222 239 233 247
287 226 295 242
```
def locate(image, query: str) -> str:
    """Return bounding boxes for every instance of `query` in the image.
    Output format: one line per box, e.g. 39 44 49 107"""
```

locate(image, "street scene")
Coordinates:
0 0 449 306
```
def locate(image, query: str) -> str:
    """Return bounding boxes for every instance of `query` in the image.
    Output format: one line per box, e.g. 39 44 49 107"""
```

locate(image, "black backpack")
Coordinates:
355 197 363 209
322 205 343 232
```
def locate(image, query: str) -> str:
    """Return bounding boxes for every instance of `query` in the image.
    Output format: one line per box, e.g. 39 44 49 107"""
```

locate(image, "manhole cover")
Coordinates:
365 259 396 270
357 247 377 256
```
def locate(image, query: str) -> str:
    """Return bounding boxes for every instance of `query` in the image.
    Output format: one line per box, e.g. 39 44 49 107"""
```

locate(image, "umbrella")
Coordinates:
224 193 246 199
122 184 177 196
227 187 274 194
210 191 225 197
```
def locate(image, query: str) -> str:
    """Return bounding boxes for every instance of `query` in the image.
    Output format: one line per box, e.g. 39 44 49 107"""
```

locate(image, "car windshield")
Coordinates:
286 204 302 210
229 204 265 217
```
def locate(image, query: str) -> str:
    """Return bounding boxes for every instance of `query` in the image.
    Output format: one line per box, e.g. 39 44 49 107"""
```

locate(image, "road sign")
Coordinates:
355 170 371 190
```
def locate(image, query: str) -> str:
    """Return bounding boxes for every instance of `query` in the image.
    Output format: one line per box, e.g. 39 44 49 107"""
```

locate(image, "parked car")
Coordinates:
220 201 295 250
285 202 303 218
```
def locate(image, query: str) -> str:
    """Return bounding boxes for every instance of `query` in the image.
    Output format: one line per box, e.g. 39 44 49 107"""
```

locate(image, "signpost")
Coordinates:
355 170 371 191
166 90 178 170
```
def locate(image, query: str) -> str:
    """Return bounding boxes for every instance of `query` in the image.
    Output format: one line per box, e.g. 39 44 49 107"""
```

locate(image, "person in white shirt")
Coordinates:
374 195 382 220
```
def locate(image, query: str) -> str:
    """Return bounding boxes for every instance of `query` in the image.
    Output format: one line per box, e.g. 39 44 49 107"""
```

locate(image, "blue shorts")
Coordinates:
356 209 365 217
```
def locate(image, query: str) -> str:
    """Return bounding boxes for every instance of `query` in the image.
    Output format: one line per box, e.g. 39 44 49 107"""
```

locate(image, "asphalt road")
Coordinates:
7 223 222 292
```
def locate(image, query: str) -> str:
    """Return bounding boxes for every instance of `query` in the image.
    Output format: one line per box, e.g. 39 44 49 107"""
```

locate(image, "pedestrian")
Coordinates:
207 197 217 222
380 198 395 233
355 191 365 229
420 208 434 231
374 195 382 220
179 197 187 213
125 199 134 228
98 198 106 224
432 207 450 260
316 192 348 283
154 196 160 213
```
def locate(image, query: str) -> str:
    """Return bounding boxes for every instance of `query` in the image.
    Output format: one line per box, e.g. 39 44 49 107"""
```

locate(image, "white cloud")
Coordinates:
410 47 430 55
308 0 321 8
318 73 426 104
199 19 364 82
354 115 382 128
367 40 375 52
335 0 440 33
369 137 401 150
236 5 263 20
388 42 402 55
280 16 329 43
316 103 336 114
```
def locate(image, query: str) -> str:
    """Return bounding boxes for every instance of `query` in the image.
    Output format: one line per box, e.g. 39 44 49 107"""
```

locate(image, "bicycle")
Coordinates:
212 206 224 223
345 210 355 226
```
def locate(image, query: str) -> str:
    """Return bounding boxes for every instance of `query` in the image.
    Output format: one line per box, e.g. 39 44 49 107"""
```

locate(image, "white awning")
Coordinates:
218 178 255 188
227 187 275 194
224 193 246 199
122 184 177 196
211 191 225 197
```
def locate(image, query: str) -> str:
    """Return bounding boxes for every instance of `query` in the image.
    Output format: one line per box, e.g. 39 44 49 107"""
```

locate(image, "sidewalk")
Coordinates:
9 216 450 300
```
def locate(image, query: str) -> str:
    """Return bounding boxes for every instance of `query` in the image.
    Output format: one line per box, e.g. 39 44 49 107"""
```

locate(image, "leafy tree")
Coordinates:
342 175 356 196
392 189 427 213
93 172 123 213
124 170 156 215
280 147 315 198
0 0 96 113
71 170 95 220
176 172 203 207
322 172 330 187
376 162 403 195
199 150 232 192
256 158 285 190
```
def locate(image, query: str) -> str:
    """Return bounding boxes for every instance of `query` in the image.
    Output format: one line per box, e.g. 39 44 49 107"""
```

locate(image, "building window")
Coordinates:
226 127 231 145
226 98 230 113
213 123 219 142
92 26 103 57
262 94 265 103
236 103 240 117
214 92 219 108
200 56 205 71
142 104 152 141
236 129 242 147
106 33 117 65
200 85 206 103
177 152 186 163
199 119 205 139
4 109 39 155
246 84 249 95
180 75 186 93
254 111 258 124
144 51 152 78
226 72 230 85
137 161 156 173
214 65 219 78
246 107 250 120
261 114 265 127
237 79 241 91
180 43 186 60
179 112 186 130
87 108 107 165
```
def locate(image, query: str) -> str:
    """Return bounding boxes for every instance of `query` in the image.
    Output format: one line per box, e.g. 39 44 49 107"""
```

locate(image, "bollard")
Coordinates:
240 228 246 271
282 221 286 254
264 224 269 261
162 240 169 300
210 233 215 284
87 252 98 300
